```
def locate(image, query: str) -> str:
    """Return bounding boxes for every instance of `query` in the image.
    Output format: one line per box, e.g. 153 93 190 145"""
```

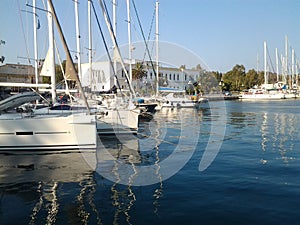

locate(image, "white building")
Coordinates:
80 60 202 93
144 64 201 90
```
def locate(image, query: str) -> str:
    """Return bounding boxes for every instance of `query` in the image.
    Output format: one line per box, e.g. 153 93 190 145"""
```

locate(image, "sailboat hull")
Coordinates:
96 109 139 134
0 113 97 151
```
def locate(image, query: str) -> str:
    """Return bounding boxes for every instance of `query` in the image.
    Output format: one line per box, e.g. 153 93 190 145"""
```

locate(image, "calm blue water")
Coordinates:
1 99 300 225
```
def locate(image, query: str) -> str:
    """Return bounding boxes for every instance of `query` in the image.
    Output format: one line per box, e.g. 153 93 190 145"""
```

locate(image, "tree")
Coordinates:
132 62 147 80
244 69 258 89
222 64 246 91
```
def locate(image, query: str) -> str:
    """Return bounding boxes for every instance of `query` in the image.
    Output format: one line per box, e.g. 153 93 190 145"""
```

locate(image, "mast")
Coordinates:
98 0 136 97
47 0 56 103
126 0 132 82
47 0 90 112
275 48 279 82
32 0 38 87
285 35 288 85
74 0 82 82
292 49 294 86
264 41 267 87
155 0 159 95
88 0 92 90
113 0 117 87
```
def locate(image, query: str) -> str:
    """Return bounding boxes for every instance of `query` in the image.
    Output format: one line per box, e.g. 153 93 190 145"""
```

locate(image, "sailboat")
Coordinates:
0 0 97 152
84 0 140 134
240 41 285 100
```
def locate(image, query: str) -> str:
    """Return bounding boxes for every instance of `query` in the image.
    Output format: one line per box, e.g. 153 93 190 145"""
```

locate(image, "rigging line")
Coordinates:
131 0 157 77
90 0 122 93
97 0 136 97
142 4 156 63
266 45 276 73
17 0 31 64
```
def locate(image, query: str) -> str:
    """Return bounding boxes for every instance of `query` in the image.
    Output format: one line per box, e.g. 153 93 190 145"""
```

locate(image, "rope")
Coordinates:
131 0 157 79
91 1 123 93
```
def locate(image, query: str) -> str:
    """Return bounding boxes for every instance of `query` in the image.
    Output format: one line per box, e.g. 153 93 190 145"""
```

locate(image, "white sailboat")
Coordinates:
86 0 140 134
0 0 97 152
240 41 285 100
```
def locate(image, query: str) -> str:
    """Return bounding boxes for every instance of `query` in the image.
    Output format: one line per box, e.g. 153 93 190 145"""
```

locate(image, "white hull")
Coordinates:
35 103 140 135
0 113 97 151
96 109 140 134
160 93 205 109
240 93 285 100
283 93 298 99
162 100 200 108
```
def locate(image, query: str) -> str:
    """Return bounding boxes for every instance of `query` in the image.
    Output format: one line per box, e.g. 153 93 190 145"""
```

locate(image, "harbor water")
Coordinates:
1 99 300 225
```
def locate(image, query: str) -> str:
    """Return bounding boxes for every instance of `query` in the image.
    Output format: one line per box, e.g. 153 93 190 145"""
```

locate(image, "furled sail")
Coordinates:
40 49 52 77
65 57 77 80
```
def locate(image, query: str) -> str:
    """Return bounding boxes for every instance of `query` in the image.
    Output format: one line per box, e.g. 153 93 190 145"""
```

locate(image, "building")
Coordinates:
144 63 201 91
0 63 36 84
80 60 202 94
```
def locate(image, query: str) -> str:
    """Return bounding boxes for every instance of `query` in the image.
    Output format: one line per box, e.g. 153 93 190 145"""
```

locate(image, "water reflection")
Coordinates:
0 152 99 225
260 111 299 165
96 131 164 224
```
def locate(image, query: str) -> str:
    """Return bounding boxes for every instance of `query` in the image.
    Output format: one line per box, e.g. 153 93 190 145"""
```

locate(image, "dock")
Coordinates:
204 94 240 101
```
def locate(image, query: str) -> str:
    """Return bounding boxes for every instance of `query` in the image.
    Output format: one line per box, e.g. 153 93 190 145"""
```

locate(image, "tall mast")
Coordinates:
126 0 132 82
98 0 136 97
47 0 90 112
275 48 279 82
74 0 82 82
285 35 288 84
264 41 267 86
292 49 295 86
88 0 92 90
113 0 117 87
32 0 38 87
155 0 159 95
47 0 56 103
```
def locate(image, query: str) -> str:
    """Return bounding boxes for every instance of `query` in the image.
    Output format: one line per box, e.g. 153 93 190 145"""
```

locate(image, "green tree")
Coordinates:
132 62 147 80
223 64 246 91
244 69 258 89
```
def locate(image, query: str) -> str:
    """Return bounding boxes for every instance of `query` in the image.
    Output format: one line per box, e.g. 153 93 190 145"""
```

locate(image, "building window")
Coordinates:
150 72 153 79
173 74 175 80
177 74 179 80
169 74 171 80
184 74 187 81
102 85 104 89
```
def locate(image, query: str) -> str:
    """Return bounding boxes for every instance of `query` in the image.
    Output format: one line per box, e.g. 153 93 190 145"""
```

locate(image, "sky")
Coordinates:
0 0 299 73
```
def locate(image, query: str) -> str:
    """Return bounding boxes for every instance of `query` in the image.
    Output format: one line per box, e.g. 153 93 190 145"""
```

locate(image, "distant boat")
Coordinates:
158 87 207 109
240 41 286 101
240 88 285 100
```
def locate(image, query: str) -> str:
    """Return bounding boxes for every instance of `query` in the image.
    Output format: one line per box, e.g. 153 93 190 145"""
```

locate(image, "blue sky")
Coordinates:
0 0 299 73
